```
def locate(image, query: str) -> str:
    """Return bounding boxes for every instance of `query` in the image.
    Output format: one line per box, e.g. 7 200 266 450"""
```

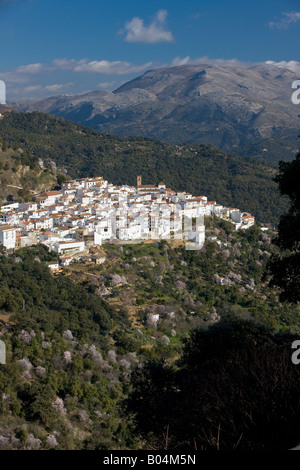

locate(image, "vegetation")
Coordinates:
236 134 300 167
0 245 138 449
0 138 60 205
0 111 289 225
0 212 300 450
0 110 299 450
0 213 298 449
127 317 300 450
267 148 300 302
124 148 300 451
75 221 300 334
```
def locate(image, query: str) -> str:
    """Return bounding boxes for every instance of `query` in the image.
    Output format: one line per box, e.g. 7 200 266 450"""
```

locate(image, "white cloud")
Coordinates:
8 82 74 98
65 59 154 75
0 63 48 84
1 57 155 99
173 56 300 74
44 83 74 92
265 60 300 74
171 56 246 67
268 11 300 29
122 9 174 43
172 56 192 66
2 58 154 76
15 63 46 74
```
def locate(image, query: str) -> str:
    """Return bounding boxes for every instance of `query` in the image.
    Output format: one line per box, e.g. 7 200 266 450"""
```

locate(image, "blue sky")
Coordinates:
0 0 300 100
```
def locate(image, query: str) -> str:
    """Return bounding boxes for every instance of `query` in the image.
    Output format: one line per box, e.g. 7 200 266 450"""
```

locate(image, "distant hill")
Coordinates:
0 110 290 225
10 64 300 164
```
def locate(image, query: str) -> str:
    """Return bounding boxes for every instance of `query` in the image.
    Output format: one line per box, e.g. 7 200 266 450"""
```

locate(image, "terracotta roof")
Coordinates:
0 225 15 231
39 191 62 197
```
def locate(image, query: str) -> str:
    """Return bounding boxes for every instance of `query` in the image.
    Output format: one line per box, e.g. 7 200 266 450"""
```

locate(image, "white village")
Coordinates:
0 174 255 269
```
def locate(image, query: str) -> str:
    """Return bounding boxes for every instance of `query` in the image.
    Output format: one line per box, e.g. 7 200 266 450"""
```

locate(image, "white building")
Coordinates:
0 225 18 250
0 174 256 250
36 191 62 207
94 232 102 246
117 224 142 240
47 262 60 273
1 203 19 213
53 240 85 254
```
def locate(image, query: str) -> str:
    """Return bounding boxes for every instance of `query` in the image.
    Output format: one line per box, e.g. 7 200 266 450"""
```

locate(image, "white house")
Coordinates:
53 240 85 254
0 225 18 250
215 275 225 285
117 224 142 240
1 203 19 213
19 202 38 212
242 213 255 228
187 226 205 248
60 257 73 266
47 262 60 273
36 190 62 207
94 232 102 246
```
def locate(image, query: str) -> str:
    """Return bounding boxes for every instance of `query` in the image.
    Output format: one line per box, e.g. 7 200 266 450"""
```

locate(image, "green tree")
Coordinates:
267 148 300 302
127 318 300 450
25 382 58 428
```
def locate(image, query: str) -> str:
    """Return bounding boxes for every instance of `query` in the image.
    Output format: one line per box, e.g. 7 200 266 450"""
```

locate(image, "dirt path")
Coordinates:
3 184 36 193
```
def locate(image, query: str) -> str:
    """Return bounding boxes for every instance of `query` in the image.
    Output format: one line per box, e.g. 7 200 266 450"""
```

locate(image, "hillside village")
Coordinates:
0 175 255 268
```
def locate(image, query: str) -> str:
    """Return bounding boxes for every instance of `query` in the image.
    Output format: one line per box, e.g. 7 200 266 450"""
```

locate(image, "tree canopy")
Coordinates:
268 147 300 302
127 317 300 450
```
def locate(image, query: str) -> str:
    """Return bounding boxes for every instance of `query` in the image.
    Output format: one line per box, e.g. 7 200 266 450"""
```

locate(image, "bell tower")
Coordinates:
137 174 142 188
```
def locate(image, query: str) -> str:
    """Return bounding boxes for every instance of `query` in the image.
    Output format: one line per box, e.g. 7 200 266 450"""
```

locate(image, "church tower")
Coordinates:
137 175 142 187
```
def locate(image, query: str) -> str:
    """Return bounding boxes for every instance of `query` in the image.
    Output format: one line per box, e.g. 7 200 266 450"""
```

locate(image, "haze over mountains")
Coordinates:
10 63 300 161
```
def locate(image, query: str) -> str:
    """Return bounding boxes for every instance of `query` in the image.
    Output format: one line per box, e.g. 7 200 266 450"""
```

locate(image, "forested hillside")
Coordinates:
0 138 59 205
0 245 137 450
0 110 289 225
0 218 300 450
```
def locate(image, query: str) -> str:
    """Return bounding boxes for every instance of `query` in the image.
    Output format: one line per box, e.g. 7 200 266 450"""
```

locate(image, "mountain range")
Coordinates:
10 63 300 163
